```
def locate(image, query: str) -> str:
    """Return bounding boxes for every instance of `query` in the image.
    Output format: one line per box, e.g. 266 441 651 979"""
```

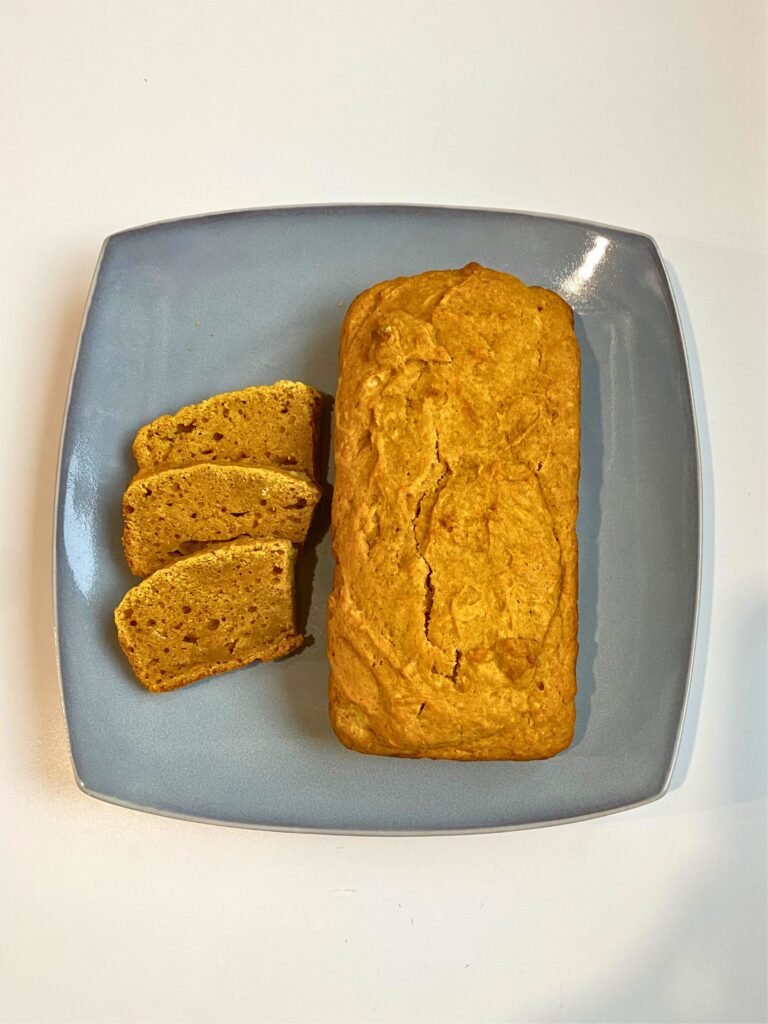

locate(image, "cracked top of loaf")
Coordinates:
327 262 580 760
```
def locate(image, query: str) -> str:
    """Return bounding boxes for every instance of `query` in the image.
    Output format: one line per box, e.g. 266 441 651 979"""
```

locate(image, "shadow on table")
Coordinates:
27 271 95 801
663 261 717 795
665 261 765 803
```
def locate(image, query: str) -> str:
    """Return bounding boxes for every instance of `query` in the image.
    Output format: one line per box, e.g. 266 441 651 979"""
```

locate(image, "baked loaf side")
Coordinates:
115 539 302 692
122 463 322 576
328 263 580 760
132 380 323 479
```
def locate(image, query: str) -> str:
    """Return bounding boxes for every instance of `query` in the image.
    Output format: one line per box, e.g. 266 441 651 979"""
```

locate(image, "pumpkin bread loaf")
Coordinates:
328 264 580 760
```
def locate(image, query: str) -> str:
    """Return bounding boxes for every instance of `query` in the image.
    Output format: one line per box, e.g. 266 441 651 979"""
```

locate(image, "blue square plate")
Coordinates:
55 205 700 833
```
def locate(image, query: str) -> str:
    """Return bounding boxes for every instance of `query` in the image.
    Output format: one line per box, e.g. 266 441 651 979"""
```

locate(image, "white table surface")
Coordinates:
1 2 766 1022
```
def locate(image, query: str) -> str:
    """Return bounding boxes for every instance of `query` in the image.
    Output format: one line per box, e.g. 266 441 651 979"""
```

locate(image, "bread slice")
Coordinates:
115 539 302 692
132 380 323 480
122 463 321 576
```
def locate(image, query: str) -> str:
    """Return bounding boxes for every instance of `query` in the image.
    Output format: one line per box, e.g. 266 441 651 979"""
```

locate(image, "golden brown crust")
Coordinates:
327 264 579 760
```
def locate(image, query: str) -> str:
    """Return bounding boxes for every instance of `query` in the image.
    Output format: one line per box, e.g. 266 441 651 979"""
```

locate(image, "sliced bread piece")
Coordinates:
122 462 321 576
132 380 322 479
115 539 302 692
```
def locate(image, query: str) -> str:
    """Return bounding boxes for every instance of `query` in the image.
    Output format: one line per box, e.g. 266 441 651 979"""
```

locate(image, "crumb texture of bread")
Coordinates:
132 381 323 480
115 539 302 692
327 263 580 760
122 463 322 576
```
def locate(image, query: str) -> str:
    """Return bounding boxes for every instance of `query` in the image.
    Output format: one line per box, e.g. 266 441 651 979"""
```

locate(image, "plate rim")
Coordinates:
103 201 661 247
70 773 670 837
52 204 702 835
